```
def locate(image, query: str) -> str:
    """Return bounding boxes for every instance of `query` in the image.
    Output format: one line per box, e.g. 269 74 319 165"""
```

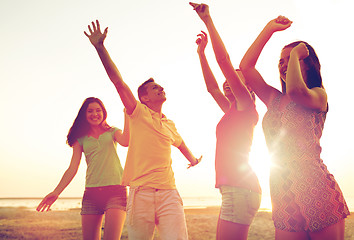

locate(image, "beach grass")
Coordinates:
0 207 353 239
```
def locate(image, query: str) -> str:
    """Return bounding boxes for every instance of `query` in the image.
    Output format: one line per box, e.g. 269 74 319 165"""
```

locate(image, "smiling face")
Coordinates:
86 102 104 127
142 81 166 104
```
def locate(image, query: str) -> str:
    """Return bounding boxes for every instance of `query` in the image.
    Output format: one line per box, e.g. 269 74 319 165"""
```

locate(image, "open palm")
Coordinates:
84 20 108 47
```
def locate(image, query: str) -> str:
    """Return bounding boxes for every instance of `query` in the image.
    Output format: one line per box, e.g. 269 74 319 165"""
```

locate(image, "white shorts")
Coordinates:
127 186 188 240
219 185 261 225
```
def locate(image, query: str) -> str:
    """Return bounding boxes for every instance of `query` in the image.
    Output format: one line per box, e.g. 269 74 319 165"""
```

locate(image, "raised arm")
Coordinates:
286 43 327 111
191 3 253 111
177 140 202 169
84 20 137 115
196 31 230 113
36 142 82 212
239 16 292 106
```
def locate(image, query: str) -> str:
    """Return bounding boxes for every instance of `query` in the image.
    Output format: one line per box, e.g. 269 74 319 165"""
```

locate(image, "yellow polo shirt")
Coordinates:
121 102 182 189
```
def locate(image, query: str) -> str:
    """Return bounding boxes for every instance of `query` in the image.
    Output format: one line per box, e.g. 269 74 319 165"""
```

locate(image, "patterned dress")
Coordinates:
262 94 350 232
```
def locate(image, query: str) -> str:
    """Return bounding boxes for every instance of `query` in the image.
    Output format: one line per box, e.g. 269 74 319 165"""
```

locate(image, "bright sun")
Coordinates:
249 127 272 209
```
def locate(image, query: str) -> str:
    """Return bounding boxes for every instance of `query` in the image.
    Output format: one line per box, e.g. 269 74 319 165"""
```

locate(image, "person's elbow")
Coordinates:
216 54 231 67
119 136 129 147
177 140 186 151
239 62 251 72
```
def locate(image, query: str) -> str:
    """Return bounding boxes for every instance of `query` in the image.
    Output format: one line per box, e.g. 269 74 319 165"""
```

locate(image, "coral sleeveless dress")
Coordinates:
262 94 350 232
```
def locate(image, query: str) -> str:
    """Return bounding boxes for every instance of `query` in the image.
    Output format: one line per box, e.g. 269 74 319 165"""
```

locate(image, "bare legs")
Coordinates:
216 215 250 240
82 214 103 240
81 209 126 240
103 209 126 240
275 219 345 240
309 219 345 240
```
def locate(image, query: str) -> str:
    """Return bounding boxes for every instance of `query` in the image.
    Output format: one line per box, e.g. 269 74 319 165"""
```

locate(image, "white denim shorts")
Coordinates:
219 185 261 225
127 186 188 240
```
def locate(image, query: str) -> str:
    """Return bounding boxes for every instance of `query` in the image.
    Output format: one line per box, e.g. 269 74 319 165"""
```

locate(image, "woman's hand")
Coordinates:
36 192 59 212
196 31 208 55
84 20 108 48
190 2 211 23
266 15 292 33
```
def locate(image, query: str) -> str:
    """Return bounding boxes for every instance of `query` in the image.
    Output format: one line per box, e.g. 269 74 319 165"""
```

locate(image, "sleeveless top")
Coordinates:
215 102 261 193
262 94 349 231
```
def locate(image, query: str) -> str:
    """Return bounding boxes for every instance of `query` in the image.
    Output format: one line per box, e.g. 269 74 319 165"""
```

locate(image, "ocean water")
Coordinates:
0 196 222 211
1 195 353 212
0 197 225 211
0 198 82 211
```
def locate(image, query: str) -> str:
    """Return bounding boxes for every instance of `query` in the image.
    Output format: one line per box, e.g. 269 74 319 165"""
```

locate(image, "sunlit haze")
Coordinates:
0 0 353 210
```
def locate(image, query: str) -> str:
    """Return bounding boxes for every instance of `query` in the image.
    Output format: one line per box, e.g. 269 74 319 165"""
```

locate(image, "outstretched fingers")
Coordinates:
84 20 101 37
84 24 93 38
91 21 97 32
84 20 108 43
95 19 100 32
103 27 108 36
36 199 51 212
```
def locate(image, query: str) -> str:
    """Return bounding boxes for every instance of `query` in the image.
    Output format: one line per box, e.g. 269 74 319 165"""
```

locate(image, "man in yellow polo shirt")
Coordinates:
85 20 201 240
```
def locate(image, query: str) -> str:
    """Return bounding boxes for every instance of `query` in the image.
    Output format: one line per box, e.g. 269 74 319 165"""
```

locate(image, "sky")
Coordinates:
0 0 353 210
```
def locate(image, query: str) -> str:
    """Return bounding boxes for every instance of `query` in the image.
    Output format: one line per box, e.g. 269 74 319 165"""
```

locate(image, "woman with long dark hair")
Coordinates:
37 97 129 240
240 16 350 240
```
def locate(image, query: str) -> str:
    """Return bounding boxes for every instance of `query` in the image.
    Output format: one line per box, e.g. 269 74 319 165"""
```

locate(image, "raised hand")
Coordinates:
84 20 108 48
196 31 208 54
36 192 59 212
266 15 292 33
189 2 211 22
291 42 309 60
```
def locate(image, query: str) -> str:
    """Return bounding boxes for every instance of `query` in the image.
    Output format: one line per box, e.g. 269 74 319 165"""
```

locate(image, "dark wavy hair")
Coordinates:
66 97 108 147
280 41 323 93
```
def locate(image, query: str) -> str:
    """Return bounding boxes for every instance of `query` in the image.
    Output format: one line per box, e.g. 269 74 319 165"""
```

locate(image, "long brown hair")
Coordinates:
66 97 108 147
280 41 323 93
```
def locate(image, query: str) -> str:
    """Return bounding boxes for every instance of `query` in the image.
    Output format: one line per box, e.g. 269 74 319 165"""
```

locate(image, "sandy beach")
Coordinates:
0 207 353 239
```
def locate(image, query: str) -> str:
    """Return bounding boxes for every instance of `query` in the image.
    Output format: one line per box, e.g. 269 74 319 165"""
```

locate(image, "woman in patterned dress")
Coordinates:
239 16 350 239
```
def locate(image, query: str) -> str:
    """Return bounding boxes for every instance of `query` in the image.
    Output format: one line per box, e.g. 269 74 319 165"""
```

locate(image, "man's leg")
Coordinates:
126 188 156 240
155 189 188 240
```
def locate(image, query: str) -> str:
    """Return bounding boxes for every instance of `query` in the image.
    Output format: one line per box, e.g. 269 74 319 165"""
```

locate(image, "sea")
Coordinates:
0 196 225 211
1 195 353 212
